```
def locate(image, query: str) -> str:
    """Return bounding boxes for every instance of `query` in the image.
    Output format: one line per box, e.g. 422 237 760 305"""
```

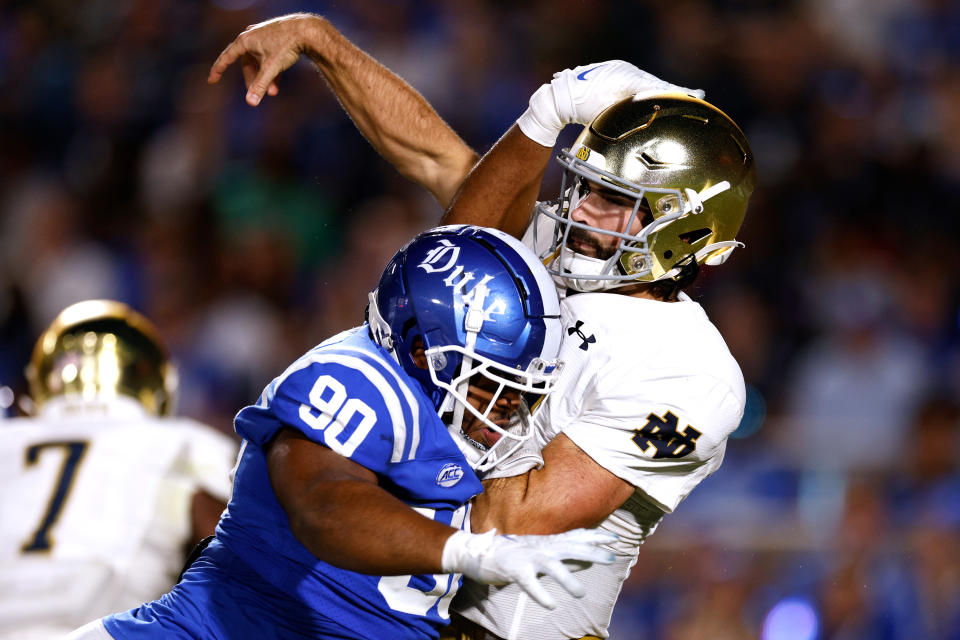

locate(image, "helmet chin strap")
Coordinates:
659 240 745 279
558 250 645 292
367 290 402 367
446 283 490 440
558 251 618 292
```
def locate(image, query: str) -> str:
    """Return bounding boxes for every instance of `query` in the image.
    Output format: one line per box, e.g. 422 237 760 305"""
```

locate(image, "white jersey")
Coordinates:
455 290 745 639
0 398 238 639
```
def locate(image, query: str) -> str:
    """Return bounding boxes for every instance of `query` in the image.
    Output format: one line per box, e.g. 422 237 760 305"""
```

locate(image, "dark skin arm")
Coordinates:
440 124 554 239
266 427 456 574
470 433 636 535
189 489 227 546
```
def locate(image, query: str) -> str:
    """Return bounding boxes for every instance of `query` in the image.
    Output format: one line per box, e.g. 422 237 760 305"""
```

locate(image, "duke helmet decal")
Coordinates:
418 240 460 273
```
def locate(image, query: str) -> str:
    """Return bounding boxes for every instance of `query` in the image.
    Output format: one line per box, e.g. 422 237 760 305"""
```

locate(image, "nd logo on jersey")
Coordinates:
418 240 507 320
632 411 702 459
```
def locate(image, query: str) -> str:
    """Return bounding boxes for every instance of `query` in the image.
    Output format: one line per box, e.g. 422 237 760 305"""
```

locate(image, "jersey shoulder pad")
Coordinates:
268 345 426 468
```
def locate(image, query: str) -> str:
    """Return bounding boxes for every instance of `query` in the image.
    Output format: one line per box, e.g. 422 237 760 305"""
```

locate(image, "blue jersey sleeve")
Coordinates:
235 350 419 475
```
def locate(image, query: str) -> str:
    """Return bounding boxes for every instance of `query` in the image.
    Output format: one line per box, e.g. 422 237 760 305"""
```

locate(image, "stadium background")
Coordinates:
1 1 958 637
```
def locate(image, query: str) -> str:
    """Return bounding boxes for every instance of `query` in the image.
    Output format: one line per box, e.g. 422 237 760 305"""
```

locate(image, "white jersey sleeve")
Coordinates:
549 293 745 513
0 400 238 639
455 290 745 639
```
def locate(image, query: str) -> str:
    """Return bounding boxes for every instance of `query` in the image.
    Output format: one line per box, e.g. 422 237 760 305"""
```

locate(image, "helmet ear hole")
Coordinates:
409 336 428 370
678 228 712 245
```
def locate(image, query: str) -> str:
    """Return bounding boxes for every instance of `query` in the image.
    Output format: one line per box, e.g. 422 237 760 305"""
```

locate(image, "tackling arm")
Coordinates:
189 490 228 546
267 427 451 574
208 13 477 207
266 427 616 607
471 433 636 535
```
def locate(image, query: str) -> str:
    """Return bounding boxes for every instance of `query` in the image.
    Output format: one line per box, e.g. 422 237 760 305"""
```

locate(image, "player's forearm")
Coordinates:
287 478 454 575
472 475 605 535
268 427 454 574
471 434 634 534
303 16 478 207
440 124 551 238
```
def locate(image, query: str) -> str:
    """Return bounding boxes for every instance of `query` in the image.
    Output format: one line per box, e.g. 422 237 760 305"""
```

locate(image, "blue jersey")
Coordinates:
104 327 483 640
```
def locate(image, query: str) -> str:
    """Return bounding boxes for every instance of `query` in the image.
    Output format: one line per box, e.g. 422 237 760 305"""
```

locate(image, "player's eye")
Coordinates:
596 188 634 208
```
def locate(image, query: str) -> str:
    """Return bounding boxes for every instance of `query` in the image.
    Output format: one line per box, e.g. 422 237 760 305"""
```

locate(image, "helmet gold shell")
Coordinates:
536 92 756 289
26 300 177 416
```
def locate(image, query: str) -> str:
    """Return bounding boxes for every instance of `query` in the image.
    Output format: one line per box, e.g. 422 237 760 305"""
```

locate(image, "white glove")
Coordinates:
441 528 617 609
517 59 706 147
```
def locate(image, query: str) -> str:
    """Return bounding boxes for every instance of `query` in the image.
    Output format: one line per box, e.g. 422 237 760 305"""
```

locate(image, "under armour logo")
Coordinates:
567 320 596 351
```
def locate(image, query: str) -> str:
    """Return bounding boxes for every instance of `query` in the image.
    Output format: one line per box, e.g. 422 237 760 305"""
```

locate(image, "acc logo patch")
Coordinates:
436 463 464 488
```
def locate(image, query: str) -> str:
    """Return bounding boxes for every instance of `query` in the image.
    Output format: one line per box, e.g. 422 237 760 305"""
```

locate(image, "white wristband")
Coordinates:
516 83 564 148
441 529 495 574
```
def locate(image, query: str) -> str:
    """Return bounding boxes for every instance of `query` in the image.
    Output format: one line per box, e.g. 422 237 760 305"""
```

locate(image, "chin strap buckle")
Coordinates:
463 283 489 334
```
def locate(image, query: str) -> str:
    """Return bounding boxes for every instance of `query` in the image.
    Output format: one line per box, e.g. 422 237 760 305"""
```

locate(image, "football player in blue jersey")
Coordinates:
68 226 615 640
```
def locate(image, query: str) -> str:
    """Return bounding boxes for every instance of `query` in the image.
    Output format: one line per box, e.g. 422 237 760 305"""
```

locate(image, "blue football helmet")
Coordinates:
368 225 563 472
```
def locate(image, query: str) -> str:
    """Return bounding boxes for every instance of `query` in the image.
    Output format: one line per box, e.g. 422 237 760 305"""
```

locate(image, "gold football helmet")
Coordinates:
533 92 756 291
26 300 177 415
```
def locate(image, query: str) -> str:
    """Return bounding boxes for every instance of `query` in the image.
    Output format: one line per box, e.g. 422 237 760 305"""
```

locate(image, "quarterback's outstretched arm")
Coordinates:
208 13 477 207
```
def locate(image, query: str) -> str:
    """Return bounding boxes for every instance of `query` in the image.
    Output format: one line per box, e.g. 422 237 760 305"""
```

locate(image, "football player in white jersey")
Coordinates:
209 15 756 640
0 300 239 640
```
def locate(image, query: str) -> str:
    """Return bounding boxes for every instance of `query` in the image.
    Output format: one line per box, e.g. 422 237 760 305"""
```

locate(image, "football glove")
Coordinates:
517 59 706 147
441 527 617 609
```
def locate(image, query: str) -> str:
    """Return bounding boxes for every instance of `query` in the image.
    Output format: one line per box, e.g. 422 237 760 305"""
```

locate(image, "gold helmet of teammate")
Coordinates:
534 92 757 291
26 300 177 416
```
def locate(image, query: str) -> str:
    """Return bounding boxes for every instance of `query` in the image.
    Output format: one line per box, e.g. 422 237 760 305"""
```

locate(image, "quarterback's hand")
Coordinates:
208 13 321 106
441 528 617 609
517 60 706 147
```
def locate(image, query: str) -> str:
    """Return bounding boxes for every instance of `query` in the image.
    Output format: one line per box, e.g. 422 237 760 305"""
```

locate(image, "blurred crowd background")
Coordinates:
1 0 959 638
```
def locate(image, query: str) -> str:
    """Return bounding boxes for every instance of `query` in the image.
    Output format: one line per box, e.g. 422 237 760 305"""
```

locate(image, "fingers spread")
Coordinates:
208 41 244 84
515 566 557 610
248 60 285 106
536 556 586 599
549 527 618 547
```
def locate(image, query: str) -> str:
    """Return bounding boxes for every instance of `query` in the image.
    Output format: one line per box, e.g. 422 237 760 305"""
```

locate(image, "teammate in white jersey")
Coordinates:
208 15 756 640
0 300 239 640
